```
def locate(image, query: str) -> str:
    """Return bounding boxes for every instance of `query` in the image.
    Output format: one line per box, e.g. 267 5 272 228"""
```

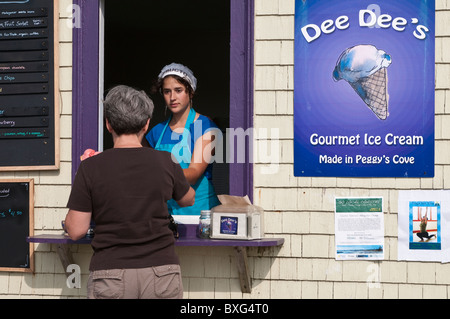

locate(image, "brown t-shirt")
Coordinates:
67 147 190 271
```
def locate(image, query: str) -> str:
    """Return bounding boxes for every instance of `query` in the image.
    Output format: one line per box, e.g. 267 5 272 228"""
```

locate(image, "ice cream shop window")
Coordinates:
72 0 254 199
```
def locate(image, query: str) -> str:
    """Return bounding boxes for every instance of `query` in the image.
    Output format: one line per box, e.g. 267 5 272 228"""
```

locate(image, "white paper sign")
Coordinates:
335 197 384 260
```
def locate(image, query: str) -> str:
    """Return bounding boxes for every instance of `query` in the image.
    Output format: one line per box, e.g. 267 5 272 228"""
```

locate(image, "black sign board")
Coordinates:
0 0 59 171
0 179 34 273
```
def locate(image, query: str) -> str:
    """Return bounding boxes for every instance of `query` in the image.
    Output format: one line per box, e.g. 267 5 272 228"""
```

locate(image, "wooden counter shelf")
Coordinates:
27 224 284 293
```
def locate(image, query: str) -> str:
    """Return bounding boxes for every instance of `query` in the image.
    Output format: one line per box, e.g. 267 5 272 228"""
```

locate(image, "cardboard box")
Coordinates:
211 195 264 240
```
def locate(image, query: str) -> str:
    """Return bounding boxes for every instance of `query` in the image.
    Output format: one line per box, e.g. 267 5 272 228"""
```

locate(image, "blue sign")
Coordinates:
220 216 238 235
294 0 435 177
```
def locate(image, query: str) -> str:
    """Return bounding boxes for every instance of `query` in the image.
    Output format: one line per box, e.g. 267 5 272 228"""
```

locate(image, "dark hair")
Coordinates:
152 74 195 98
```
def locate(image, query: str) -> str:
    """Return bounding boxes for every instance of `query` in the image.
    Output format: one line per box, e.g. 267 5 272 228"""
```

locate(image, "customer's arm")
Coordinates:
176 187 195 207
64 210 92 241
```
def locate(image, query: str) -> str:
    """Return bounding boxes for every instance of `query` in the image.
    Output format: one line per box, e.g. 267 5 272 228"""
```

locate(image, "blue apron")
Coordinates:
155 108 220 215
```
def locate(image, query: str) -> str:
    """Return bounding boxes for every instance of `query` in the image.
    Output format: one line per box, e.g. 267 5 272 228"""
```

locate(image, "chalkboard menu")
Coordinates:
0 179 34 273
0 0 59 171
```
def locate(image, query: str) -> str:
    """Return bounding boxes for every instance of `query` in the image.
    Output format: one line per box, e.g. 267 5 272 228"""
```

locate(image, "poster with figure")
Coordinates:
409 203 440 250
398 190 450 262
294 0 435 177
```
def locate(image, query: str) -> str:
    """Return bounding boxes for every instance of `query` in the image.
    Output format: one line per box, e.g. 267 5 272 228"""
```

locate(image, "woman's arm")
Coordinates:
176 186 196 207
64 210 92 241
184 130 217 184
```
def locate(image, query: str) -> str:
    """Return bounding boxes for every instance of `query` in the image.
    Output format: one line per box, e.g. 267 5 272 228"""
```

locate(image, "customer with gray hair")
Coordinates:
65 85 195 299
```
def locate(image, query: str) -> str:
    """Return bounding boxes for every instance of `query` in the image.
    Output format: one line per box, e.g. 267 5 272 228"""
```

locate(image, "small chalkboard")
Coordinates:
0 0 59 171
0 179 34 273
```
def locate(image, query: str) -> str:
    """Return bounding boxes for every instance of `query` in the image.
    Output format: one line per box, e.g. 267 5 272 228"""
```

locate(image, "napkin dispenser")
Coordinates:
211 195 264 240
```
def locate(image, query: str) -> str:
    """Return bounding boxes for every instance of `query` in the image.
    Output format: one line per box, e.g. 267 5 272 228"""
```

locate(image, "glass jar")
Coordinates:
198 210 211 239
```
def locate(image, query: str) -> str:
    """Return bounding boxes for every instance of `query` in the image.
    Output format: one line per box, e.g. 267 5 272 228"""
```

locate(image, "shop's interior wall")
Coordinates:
0 0 449 299
103 0 230 142
103 0 230 195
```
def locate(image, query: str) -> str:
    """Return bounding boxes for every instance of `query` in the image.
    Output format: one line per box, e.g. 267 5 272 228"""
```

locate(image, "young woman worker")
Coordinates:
146 63 221 216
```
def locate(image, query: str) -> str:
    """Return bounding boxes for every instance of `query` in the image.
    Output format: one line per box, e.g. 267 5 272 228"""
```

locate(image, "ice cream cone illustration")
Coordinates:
333 45 392 120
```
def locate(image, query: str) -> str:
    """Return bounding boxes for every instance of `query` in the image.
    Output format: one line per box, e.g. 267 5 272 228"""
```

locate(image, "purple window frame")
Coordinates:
72 0 254 200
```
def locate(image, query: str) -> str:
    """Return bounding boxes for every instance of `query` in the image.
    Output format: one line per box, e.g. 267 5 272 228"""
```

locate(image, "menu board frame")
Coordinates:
0 179 34 273
0 0 59 172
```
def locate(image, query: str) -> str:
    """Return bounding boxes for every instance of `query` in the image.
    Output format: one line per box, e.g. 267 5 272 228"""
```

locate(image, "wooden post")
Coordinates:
56 244 74 275
234 246 251 293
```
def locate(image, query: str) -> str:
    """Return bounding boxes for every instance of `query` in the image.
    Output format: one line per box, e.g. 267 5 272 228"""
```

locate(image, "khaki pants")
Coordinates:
87 264 183 299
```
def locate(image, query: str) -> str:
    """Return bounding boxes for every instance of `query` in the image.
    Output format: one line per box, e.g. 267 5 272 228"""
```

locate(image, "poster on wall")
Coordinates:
398 190 450 262
335 197 384 260
294 0 435 177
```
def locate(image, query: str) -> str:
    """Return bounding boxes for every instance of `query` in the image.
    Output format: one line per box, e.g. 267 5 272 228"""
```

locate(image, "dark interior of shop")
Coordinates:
103 0 230 194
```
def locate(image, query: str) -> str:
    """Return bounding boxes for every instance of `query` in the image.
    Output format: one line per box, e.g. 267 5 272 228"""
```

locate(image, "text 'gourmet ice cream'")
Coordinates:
333 45 392 120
